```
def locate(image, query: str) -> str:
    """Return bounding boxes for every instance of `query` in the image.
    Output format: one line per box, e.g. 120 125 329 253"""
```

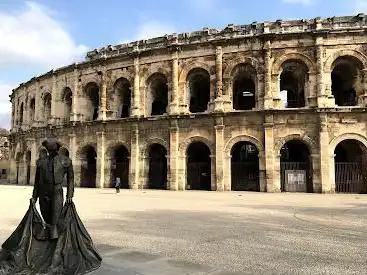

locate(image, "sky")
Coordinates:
0 0 366 129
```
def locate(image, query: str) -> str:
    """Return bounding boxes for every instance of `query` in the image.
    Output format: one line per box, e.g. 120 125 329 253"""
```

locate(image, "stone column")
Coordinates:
69 133 79 187
51 74 57 124
96 131 105 188
99 71 107 120
210 154 216 191
129 123 139 189
169 120 179 190
26 138 37 186
263 40 274 109
319 114 332 193
9 157 17 185
264 114 280 192
213 46 225 112
214 117 225 191
131 54 140 117
71 68 79 122
169 49 179 115
104 156 112 188
316 38 333 107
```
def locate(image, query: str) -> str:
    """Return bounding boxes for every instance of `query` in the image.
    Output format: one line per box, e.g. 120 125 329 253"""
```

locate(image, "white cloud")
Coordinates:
0 83 13 129
0 1 88 68
282 0 313 5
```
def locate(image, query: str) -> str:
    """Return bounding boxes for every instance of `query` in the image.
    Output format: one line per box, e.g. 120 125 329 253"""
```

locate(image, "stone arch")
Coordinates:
223 56 261 79
140 67 170 87
179 61 212 83
272 53 316 75
224 135 264 157
106 141 130 159
142 137 168 158
76 143 97 159
324 49 367 73
81 75 101 88
108 72 133 90
329 133 367 154
179 136 214 157
275 134 317 156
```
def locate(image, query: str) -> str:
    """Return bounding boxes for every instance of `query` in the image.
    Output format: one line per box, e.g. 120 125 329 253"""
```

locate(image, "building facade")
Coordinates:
8 15 367 193
0 129 10 181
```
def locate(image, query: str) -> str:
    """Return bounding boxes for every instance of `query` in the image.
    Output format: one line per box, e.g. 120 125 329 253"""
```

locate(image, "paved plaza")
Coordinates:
0 185 366 274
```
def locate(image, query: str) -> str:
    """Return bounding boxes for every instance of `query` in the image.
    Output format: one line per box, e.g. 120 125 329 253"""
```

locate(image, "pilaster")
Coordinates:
98 71 107 120
26 138 37 186
96 131 105 188
360 69 367 106
264 113 280 192
263 40 274 109
214 116 225 191
169 119 179 190
51 74 57 124
169 49 179 115
319 113 333 193
131 54 141 117
129 123 139 189
69 133 79 187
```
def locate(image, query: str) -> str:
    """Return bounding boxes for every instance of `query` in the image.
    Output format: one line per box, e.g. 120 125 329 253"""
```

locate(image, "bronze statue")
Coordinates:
0 138 102 275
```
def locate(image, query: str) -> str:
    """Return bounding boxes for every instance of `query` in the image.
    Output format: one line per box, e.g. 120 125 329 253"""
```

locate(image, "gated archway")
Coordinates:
186 142 211 190
280 140 313 192
231 141 259 191
79 145 97 188
147 144 167 189
111 145 130 189
334 139 367 193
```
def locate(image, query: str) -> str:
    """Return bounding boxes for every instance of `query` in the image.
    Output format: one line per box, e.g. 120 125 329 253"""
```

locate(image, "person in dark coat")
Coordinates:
31 138 74 239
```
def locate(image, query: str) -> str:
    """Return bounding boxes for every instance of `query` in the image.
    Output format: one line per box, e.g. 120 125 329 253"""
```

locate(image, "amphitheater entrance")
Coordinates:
147 73 168 116
113 78 131 118
186 142 211 190
331 56 362 106
187 68 210 113
280 60 307 108
334 139 367 193
85 82 100 120
111 145 129 189
26 151 31 185
231 141 259 191
80 145 97 188
232 64 256 110
280 140 313 192
147 144 167 189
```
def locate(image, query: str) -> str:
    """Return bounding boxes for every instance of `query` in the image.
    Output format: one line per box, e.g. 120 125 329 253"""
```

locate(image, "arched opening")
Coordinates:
280 140 313 192
231 141 259 191
147 144 167 189
187 68 210 113
147 73 168 116
62 88 72 122
80 145 97 188
15 152 22 185
85 82 100 121
19 103 24 125
111 145 129 189
186 142 211 190
279 60 308 108
331 56 363 107
113 78 131 118
232 64 256 110
29 98 35 123
334 139 367 193
43 93 52 120
26 151 31 185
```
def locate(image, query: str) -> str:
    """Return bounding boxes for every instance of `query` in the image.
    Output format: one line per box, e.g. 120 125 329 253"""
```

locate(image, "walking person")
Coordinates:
115 177 121 193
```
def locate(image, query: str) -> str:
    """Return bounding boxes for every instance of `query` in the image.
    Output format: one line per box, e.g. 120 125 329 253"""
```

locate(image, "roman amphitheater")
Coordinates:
8 15 367 193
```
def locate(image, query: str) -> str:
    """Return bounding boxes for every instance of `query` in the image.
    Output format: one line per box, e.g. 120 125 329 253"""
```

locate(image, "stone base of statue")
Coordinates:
0 199 102 275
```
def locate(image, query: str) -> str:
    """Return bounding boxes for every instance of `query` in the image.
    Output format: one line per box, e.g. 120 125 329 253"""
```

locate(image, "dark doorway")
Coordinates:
280 140 313 192
26 151 31 185
186 142 211 190
112 145 130 189
80 146 97 188
85 82 100 120
148 74 168 116
63 88 72 122
231 142 259 191
280 61 307 108
30 98 35 123
147 144 167 189
331 57 361 106
188 68 210 113
334 139 367 193
114 78 131 118
232 64 256 110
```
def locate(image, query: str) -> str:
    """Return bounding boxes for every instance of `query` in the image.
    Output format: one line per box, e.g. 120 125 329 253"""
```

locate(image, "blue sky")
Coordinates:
0 0 365 129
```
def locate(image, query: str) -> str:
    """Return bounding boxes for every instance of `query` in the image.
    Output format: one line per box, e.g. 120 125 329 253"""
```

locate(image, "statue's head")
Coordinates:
42 138 61 153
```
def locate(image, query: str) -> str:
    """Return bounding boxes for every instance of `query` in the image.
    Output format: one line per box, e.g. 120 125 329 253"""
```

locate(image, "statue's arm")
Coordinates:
66 158 75 199
32 161 40 199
